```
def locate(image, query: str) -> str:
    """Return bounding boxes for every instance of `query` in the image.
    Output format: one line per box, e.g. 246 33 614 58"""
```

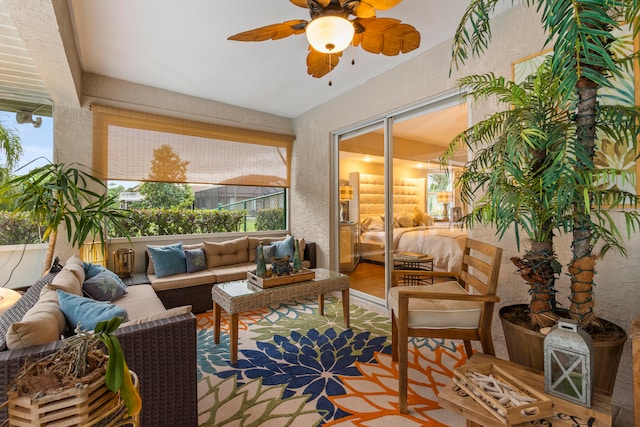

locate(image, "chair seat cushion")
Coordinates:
388 281 483 329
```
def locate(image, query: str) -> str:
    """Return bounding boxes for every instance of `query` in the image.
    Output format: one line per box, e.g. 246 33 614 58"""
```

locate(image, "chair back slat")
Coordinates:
459 239 502 296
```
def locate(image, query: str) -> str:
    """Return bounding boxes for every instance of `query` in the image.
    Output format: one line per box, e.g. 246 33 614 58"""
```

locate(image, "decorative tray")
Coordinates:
453 363 552 425
247 268 315 289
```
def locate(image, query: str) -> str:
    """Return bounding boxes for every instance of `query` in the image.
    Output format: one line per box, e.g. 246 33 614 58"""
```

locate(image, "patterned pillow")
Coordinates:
185 248 207 273
255 244 275 264
83 269 127 302
57 290 128 331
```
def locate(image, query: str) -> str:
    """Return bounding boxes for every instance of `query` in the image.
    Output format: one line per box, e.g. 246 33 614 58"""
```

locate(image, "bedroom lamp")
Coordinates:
339 185 353 222
437 192 451 221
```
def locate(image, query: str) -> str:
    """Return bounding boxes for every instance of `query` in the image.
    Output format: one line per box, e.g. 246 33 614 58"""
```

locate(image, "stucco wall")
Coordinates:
292 4 638 411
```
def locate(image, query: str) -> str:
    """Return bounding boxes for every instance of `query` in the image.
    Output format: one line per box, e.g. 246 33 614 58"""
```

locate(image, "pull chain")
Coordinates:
328 52 333 86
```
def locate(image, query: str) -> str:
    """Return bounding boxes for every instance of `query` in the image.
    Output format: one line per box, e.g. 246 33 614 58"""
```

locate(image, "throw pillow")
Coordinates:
185 248 207 273
256 244 275 264
271 235 294 260
82 262 106 280
398 212 414 228
57 290 128 331
82 269 127 302
5 287 66 350
147 243 187 278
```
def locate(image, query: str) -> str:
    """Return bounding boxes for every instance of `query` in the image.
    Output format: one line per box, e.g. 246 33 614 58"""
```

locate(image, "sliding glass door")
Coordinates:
335 92 468 306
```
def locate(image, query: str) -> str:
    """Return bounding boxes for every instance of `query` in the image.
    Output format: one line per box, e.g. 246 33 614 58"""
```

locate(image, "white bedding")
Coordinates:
359 226 468 272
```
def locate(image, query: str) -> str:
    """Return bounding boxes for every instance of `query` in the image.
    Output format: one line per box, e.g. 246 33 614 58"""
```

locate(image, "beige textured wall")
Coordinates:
292 4 638 411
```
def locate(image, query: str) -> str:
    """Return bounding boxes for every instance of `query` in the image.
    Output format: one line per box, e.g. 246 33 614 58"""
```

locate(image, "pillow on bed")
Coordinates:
398 213 413 228
362 216 384 232
413 207 434 226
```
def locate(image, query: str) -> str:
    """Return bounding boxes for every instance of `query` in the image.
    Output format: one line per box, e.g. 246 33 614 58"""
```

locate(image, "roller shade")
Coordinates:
92 105 293 187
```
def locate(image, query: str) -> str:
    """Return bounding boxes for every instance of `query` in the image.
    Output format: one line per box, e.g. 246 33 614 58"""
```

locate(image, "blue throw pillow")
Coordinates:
83 269 127 302
271 236 294 260
255 244 275 264
147 243 187 278
185 248 207 273
82 262 106 280
57 290 128 331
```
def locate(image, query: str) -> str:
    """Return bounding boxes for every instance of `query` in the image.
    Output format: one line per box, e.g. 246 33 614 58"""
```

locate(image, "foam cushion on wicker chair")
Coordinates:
5 286 67 349
388 281 483 329
120 305 192 327
211 262 256 283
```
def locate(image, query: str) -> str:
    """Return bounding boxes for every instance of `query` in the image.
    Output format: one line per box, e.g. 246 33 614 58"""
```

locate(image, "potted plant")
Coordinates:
7 317 141 423
445 0 640 394
0 161 130 274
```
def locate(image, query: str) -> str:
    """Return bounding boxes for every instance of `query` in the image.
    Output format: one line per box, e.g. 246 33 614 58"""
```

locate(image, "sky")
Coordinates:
0 111 53 173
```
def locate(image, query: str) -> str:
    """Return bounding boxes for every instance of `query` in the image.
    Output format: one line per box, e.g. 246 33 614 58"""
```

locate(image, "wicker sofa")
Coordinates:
0 269 198 426
146 235 316 313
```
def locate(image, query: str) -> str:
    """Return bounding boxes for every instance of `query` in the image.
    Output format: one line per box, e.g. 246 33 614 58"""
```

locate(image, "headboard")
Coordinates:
348 172 425 223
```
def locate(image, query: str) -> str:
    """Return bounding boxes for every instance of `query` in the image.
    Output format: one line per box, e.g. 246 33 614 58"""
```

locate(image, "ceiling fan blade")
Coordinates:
228 20 307 42
307 48 343 78
352 17 420 55
360 0 403 11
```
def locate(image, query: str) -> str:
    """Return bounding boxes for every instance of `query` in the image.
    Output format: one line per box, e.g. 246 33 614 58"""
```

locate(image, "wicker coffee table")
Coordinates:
212 268 350 364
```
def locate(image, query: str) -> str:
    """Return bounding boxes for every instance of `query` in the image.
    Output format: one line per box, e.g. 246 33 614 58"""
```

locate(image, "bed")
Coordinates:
349 172 468 272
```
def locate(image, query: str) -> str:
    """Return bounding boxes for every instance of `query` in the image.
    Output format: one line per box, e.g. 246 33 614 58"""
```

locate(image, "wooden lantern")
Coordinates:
544 319 593 407
112 248 135 278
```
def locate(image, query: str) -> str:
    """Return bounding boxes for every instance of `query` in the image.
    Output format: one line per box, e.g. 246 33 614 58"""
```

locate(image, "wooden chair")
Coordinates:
389 238 503 413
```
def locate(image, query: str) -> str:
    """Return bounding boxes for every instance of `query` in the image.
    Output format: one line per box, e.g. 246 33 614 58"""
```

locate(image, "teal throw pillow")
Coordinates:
56 290 128 331
185 248 207 273
83 269 127 302
271 236 294 260
148 243 186 278
82 262 106 280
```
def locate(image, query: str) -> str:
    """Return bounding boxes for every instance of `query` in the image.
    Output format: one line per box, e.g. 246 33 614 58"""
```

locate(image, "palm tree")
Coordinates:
0 162 130 274
0 122 22 183
450 0 640 328
442 59 576 328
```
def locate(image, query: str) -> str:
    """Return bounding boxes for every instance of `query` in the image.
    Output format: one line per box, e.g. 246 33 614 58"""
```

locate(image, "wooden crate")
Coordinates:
453 363 552 425
7 372 139 427
247 268 315 289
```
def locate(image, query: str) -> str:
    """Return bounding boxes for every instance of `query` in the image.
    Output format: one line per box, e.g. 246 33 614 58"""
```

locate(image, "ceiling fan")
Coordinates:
228 0 420 81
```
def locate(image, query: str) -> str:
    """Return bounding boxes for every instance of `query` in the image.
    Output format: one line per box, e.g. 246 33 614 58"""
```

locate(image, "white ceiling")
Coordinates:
66 0 512 118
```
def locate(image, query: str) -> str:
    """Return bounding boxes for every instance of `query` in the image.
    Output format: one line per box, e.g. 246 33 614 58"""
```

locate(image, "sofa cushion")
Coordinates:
148 243 187 278
57 290 128 331
112 285 167 320
5 286 67 349
149 269 216 292
203 236 249 268
255 244 275 264
83 262 106 280
83 269 127 302
271 236 296 260
210 262 256 283
146 242 204 275
120 305 192 327
185 248 207 273
47 255 85 295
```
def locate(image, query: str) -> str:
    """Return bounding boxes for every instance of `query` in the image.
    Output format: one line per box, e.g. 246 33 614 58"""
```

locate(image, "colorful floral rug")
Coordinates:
196 296 467 426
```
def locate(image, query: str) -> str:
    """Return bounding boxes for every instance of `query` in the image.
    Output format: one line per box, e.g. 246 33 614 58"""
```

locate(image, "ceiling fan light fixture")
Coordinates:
305 16 354 54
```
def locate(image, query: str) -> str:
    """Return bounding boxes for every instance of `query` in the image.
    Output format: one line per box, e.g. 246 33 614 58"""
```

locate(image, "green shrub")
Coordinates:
111 208 246 237
0 212 43 245
255 208 285 231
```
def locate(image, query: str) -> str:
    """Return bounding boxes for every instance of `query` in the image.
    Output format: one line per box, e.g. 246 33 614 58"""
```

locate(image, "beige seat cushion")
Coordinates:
388 281 483 329
120 305 192 327
211 262 255 283
112 285 166 321
149 269 216 292
5 286 66 349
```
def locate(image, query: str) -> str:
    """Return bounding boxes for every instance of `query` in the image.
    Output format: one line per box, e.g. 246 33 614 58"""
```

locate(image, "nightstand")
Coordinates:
339 222 359 272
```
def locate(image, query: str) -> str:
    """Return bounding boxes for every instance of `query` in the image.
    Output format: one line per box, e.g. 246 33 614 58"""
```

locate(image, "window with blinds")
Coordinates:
91 105 294 187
